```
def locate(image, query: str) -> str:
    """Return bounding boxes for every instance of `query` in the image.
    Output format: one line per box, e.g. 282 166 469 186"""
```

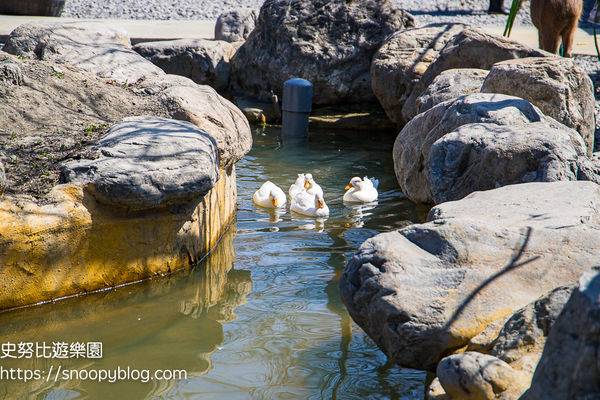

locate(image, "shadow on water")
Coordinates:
0 226 251 400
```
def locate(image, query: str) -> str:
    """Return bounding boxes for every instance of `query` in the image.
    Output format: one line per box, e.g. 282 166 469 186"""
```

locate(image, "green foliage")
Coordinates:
503 0 522 37
82 123 109 137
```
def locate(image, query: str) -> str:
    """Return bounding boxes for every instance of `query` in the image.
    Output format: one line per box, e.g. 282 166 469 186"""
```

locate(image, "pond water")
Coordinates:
0 128 427 399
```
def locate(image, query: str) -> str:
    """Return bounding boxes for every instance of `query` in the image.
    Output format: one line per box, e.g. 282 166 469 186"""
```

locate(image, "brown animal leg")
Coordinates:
540 26 561 54
561 17 578 57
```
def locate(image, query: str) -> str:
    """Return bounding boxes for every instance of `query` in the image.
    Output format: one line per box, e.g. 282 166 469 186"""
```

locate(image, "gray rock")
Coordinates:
133 39 240 92
415 68 488 115
393 92 573 204
0 61 23 85
229 0 417 105
61 117 219 210
214 8 258 42
522 270 600 400
481 57 596 156
437 352 528 400
402 27 549 123
370 24 464 125
339 181 600 371
153 77 252 167
427 121 597 204
3 22 164 84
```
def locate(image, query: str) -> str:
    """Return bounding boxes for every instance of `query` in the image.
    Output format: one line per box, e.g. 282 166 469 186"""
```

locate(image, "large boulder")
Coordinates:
393 92 593 204
133 39 240 92
229 0 417 105
415 68 488 115
61 117 219 210
2 22 164 84
0 42 250 312
522 270 600 400
427 121 598 204
0 49 250 199
339 181 600 371
402 28 549 123
370 24 464 125
214 8 258 42
481 57 596 156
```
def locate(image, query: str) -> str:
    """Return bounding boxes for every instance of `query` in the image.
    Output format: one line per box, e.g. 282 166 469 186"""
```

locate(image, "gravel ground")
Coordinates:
61 0 597 28
61 0 527 23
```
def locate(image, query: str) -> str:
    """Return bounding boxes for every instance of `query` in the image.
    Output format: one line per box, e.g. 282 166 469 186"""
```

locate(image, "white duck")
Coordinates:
253 181 286 208
289 173 307 199
291 191 329 217
304 173 324 197
343 176 378 203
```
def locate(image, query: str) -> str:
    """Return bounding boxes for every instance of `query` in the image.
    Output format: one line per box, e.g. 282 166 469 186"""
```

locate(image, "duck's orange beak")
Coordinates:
345 184 352 191
317 199 325 209
272 198 278 207
304 181 310 189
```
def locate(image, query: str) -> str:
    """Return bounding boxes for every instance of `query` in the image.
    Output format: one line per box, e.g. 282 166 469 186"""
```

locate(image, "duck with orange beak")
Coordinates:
253 181 287 209
303 173 324 197
343 176 378 203
291 191 329 217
